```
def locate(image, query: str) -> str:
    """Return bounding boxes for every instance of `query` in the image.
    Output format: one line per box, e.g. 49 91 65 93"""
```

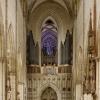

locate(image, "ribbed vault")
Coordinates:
28 0 73 64
28 1 73 43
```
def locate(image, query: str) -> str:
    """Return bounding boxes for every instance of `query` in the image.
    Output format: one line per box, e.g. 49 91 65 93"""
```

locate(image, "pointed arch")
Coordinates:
41 87 57 100
41 16 58 29
38 82 61 100
41 18 58 65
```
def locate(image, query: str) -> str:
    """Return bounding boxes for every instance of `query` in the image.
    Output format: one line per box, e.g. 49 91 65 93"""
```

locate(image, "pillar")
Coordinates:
0 59 3 100
76 84 82 100
96 57 100 100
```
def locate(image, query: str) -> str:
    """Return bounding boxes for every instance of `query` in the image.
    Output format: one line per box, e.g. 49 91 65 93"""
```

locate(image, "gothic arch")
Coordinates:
41 16 58 30
29 1 72 42
38 82 61 100
28 1 73 65
41 87 57 100
41 18 58 65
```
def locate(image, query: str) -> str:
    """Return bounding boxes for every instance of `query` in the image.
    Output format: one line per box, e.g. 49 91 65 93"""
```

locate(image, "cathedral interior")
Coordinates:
0 0 100 100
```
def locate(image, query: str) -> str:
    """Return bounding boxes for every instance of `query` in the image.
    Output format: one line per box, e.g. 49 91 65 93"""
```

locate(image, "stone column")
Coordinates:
17 82 24 100
96 57 100 100
0 59 3 100
76 84 82 100
0 58 6 100
3 60 6 100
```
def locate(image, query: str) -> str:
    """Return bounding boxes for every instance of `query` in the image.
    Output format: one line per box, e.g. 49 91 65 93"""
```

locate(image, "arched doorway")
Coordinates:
41 87 57 100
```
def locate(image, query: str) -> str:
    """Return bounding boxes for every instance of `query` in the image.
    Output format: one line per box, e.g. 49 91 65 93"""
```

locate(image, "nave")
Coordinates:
0 0 100 100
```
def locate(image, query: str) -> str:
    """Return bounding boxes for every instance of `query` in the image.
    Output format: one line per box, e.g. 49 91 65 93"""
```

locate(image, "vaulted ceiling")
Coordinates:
26 0 79 19
25 0 81 42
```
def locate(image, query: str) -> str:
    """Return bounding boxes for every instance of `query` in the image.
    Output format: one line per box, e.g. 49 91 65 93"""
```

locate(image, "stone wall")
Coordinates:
0 0 27 100
27 65 72 100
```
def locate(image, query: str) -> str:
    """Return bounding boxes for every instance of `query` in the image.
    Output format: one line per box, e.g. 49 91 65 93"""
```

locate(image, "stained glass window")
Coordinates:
41 20 57 56
41 19 58 65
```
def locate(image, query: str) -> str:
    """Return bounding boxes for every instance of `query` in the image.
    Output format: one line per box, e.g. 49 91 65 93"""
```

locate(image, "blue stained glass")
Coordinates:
46 42 53 55
41 23 57 56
